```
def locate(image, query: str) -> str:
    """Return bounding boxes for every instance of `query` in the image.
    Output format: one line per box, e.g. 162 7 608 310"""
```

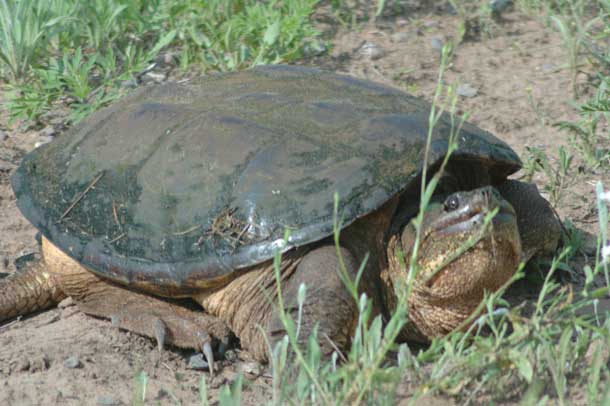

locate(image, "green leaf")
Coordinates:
263 19 280 47
146 29 177 60
514 354 533 383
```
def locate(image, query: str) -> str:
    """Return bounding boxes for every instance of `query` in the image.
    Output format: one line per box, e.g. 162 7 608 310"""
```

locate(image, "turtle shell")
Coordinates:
12 65 520 294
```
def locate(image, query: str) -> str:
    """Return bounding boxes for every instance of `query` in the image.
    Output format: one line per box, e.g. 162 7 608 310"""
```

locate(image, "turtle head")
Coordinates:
383 186 522 341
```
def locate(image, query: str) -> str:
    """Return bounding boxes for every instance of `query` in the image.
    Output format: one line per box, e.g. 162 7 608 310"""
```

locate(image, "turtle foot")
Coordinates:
151 316 215 374
105 297 230 373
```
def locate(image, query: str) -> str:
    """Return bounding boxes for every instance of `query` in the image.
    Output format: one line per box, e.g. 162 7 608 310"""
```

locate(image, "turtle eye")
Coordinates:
444 195 460 212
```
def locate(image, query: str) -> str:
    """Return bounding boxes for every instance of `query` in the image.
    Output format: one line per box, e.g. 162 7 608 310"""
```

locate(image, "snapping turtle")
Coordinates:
1 65 559 367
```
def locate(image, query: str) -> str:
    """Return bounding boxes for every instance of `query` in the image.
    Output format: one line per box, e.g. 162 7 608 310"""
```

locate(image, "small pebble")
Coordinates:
457 83 479 98
241 361 263 376
359 42 385 60
63 355 82 369
97 395 122 406
431 38 444 52
34 135 54 149
188 354 210 370
143 71 167 83
444 2 458 15
0 130 7 142
490 0 512 14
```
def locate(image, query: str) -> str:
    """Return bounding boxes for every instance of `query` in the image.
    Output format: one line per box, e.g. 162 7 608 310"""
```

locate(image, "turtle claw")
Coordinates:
202 340 215 376
202 341 215 375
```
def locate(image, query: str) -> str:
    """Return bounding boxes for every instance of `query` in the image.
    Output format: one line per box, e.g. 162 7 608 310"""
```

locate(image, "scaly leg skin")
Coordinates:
0 253 66 323
266 245 360 360
42 238 230 372
496 180 561 262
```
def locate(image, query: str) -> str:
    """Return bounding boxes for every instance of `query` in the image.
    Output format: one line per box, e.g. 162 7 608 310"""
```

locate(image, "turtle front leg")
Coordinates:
496 180 561 262
195 245 361 363
266 245 360 361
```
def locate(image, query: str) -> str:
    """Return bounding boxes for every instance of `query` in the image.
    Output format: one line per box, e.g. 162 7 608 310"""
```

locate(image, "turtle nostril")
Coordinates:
444 195 460 212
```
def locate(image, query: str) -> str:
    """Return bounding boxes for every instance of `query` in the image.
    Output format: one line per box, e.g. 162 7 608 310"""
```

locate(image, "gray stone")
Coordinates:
431 38 444 51
457 83 479 98
63 355 82 369
0 130 7 142
359 42 385 60
34 135 54 149
97 395 122 406
490 0 512 14
143 71 167 84
188 353 210 370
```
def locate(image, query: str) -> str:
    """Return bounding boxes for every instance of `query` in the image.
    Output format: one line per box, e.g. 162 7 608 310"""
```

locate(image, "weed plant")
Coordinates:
0 0 321 124
447 0 499 42
520 0 610 204
558 75 610 170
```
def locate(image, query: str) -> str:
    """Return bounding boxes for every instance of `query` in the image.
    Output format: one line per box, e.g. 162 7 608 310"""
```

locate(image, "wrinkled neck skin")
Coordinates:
379 165 522 342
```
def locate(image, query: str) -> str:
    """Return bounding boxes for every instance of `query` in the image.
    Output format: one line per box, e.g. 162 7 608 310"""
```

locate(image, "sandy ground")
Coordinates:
1 5 607 405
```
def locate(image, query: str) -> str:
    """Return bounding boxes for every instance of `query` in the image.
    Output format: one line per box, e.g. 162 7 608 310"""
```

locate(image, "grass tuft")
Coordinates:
0 0 322 125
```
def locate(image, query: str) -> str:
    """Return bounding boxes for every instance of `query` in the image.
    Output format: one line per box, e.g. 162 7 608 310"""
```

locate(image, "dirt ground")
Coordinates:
0 5 607 405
